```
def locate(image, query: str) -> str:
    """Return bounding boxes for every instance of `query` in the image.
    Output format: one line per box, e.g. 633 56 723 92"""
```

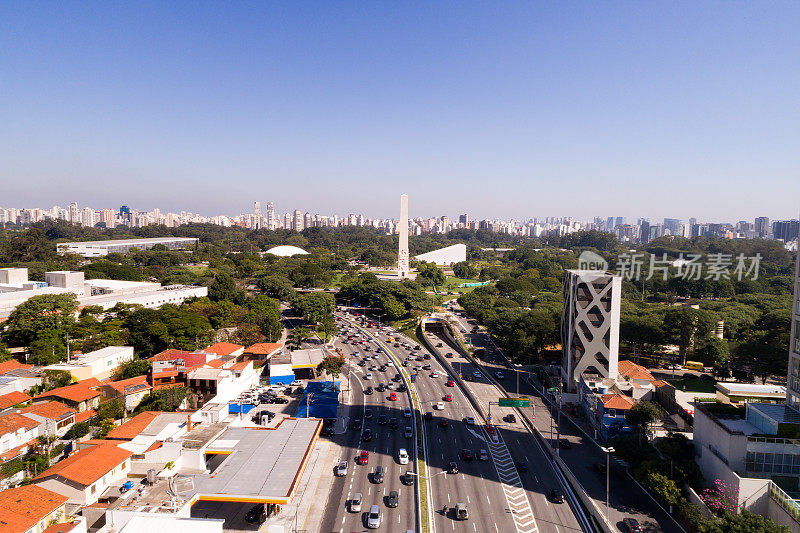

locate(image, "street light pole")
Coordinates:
602 446 615 524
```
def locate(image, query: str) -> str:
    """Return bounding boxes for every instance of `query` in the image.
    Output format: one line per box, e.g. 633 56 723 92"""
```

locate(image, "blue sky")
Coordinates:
1 2 799 221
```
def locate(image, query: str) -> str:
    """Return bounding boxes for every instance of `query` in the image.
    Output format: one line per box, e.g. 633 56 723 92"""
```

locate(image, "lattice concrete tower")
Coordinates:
398 194 410 278
560 269 621 390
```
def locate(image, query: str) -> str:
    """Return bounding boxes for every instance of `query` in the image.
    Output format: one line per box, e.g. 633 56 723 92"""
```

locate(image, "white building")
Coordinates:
414 243 467 266
57 237 198 257
560 270 621 391
45 346 135 381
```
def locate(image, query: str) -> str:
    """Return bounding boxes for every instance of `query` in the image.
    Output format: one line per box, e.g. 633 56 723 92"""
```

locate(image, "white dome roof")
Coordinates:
265 245 309 257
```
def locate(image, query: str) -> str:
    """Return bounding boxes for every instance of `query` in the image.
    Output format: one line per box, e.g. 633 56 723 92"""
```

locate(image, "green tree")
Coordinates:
317 355 346 378
698 510 789 533
381 295 406 321
738 330 787 384
625 401 662 436
112 359 152 381
63 421 90 440
663 307 717 364
316 315 337 342
208 272 245 304
643 471 680 506
28 329 68 365
416 262 445 287
0 343 12 363
256 275 297 302
2 293 78 347
134 387 189 413
95 418 116 438
291 292 335 324
452 261 478 280
287 327 310 350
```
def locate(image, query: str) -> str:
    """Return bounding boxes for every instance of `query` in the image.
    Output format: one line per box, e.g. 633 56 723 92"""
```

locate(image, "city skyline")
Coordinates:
2 3 799 220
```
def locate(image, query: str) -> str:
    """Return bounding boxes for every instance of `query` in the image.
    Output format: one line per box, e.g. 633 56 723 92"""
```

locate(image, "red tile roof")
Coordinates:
35 443 132 486
19 401 77 422
0 437 38 462
229 361 251 371
0 391 31 410
104 375 152 396
601 394 635 410
41 521 79 533
105 411 161 441
205 359 225 369
74 409 96 424
0 360 33 375
204 342 244 356
617 360 656 382
0 485 68 533
35 378 102 403
245 342 282 355
0 412 41 436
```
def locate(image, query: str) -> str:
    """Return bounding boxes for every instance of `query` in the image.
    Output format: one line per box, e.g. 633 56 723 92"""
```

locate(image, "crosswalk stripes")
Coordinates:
484 429 539 533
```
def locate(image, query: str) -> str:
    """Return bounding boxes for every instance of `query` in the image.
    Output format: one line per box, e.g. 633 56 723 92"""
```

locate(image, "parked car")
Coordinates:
245 503 266 524
388 418 398 429
351 419 363 431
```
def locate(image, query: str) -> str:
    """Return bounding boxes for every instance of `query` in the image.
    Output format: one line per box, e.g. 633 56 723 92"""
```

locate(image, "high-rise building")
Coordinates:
459 214 469 225
254 202 261 216
398 194 410 278
663 218 682 235
561 270 621 391
755 216 770 238
68 202 79 223
292 210 304 232
773 220 799 243
787 221 800 407
639 220 651 243
266 202 275 230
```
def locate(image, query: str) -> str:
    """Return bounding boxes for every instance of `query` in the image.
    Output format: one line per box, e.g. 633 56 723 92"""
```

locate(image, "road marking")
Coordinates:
484 429 539 533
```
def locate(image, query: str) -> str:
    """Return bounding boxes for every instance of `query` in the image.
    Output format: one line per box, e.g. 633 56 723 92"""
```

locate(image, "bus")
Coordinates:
684 361 704 372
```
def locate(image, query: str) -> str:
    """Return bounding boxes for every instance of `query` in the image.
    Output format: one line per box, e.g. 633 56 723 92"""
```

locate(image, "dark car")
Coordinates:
373 465 384 483
548 488 564 503
439 419 449 429
387 490 399 508
320 426 335 437
388 418 399 429
447 461 459 474
363 429 373 442
516 460 528 472
351 419 363 431
377 414 388 425
365 409 373 419
623 518 643 532
558 439 572 450
425 411 433 420
245 503 266 524
397 383 407 392
461 449 473 461
504 413 517 423
364 386 373 395
273 397 289 404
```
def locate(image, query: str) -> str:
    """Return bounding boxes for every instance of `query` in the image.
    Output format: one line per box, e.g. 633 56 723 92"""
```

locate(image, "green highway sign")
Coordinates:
498 397 529 408
546 387 558 393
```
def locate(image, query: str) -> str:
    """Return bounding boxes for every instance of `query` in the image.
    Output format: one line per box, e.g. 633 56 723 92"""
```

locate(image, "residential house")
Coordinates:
18 402 77 437
34 443 133 506
204 342 245 359
0 412 42 487
33 379 101 412
0 360 40 395
243 342 282 366
103 411 191 475
597 394 635 439
43 346 134 381
0 484 69 533
0 391 31 414
186 359 259 404
97 376 152 412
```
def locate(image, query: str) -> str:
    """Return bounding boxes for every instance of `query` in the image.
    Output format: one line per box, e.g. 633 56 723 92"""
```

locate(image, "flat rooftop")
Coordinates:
177 418 321 504
717 382 786 396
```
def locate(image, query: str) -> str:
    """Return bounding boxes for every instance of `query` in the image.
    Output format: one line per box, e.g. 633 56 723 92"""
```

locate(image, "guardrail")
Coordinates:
770 481 800 526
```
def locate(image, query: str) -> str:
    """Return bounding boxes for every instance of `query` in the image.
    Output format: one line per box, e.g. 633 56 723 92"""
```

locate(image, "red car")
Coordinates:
444 394 453 402
446 380 455 387
358 450 369 465
438 419 449 429
389 392 397 401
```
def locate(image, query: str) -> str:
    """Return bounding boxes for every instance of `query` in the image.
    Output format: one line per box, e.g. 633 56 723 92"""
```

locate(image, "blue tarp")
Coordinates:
228 403 257 414
270 373 295 385
296 381 341 419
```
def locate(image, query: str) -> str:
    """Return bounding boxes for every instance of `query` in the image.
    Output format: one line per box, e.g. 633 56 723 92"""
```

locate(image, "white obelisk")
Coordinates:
398 194 410 278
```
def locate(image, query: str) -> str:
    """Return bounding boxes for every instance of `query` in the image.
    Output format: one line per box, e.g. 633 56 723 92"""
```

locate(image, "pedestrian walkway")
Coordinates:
484 429 539 533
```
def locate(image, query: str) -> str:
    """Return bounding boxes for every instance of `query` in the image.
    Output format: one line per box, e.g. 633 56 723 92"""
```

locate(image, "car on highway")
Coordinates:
389 418 398 429
367 505 382 529
377 414 388 425
558 438 572 450
373 465 384 483
364 386 373 395
495 371 505 379
398 383 407 392
548 488 564 503
358 450 369 465
404 407 412 418
404 471 415 484
404 426 413 438
623 518 643 532
335 461 348 476
365 409 373 419
516 460 528 472
479 449 488 461
438 418 449 429
351 419 363 430
447 461 459 474
245 503 266 524
473 371 482 378
362 429 373 442
365 372 373 380
387 490 399 508
389 392 397 401
504 413 517 423
435 401 445 410
398 448 409 465
349 493 362 512
465 416 475 425
444 394 453 402
461 449 473 461
455 503 468 520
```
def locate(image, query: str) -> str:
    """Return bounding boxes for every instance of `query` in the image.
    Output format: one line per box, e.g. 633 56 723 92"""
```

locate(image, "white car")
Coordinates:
350 492 362 513
473 371 482 378
365 373 373 380
398 448 409 465
430 371 439 378
479 449 489 461
291 380 303 386
435 401 445 410
367 505 382 529
335 461 348 476
403 408 412 418
465 416 475 425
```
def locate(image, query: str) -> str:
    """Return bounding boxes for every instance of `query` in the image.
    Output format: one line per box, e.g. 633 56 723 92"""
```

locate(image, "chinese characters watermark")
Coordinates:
577 250 761 282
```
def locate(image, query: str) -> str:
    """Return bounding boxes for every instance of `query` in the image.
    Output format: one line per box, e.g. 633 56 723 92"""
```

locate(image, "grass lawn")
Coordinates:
184 264 210 274
667 377 717 394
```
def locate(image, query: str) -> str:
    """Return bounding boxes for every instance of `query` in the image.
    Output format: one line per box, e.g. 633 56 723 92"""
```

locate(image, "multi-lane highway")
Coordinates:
318 316 418 533
318 307 586 533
